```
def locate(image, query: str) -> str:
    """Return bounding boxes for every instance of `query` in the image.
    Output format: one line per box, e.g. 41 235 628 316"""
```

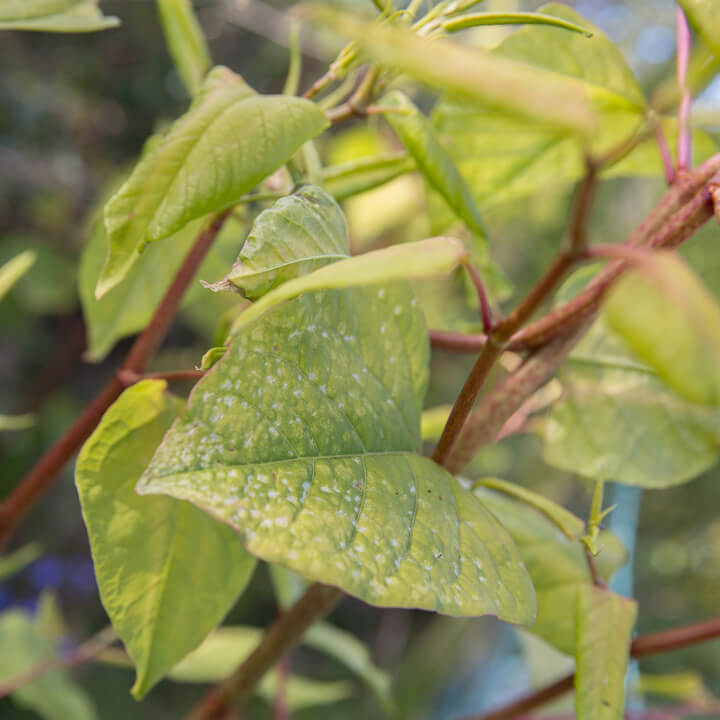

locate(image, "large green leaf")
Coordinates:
312 7 595 132
79 210 241 362
575 586 637 720
226 237 467 335
476 488 625 655
679 0 720 57
0 0 118 31
98 67 329 296
76 380 257 697
139 285 535 621
606 253 720 406
214 185 350 299
157 0 211 97
543 267 720 488
0 610 96 720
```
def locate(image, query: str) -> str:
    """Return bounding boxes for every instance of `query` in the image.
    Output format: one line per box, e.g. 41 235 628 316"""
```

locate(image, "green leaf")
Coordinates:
543 267 720 488
0 0 118 32
139 285 535 621
75 380 257 697
311 7 595 132
0 543 42 581
476 487 625 655
605 253 720 406
0 609 97 720
157 0 211 97
474 478 585 541
420 405 452 442
214 185 350 299
227 237 468 336
0 250 36 302
98 66 329 296
79 207 243 362
0 414 35 431
678 0 720 57
443 12 593 36
323 153 416 201
575 586 637 720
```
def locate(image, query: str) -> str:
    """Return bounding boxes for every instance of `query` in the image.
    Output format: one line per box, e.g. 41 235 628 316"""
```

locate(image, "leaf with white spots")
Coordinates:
213 185 350 299
138 285 535 621
76 380 257 698
228 237 468 336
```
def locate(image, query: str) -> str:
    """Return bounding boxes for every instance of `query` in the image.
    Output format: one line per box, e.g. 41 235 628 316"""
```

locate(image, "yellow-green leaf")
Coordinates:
0 250 36 302
0 0 118 32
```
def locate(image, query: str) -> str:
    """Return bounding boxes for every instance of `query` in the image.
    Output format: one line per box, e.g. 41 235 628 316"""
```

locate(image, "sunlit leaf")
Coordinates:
0 250 36 302
76 380 257 697
139 285 535 621
421 405 452 442
476 488 625 655
0 0 119 32
678 0 720 58
606 253 720 406
311 7 595 132
575 586 637 720
98 66 328 296
442 11 592 36
213 185 350 299
0 610 97 720
226 237 467 335
157 0 210 97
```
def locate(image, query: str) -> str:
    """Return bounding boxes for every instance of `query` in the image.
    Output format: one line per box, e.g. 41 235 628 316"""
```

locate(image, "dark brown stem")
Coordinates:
326 65 382 125
429 329 487 353
185 583 342 720
461 615 720 720
0 212 229 549
273 656 290 720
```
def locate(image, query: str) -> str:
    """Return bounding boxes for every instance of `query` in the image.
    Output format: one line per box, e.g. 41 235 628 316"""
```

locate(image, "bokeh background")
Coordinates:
1 0 720 718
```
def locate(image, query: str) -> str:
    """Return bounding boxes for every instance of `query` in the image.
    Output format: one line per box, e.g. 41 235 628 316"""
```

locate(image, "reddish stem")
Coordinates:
0 212 229 549
655 121 676 185
464 262 493 334
676 6 692 171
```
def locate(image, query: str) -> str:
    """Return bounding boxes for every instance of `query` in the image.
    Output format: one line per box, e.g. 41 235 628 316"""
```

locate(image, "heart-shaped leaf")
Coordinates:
139 285 535 621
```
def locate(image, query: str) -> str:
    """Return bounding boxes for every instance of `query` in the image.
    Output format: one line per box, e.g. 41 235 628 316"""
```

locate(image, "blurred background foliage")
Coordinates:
1 0 720 718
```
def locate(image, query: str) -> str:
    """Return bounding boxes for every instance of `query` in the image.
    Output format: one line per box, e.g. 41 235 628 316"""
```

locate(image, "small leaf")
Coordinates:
323 153 416 201
0 543 42 581
678 0 720 58
0 414 35 431
157 0 211 96
98 67 329 296
575 586 637 720
76 380 256 697
474 478 585 540
476 487 626 654
215 185 350 299
139 285 535 621
605 253 720 406
310 7 595 132
0 0 119 32
0 250 36 302
227 237 468 335
0 610 97 720
443 12 593 36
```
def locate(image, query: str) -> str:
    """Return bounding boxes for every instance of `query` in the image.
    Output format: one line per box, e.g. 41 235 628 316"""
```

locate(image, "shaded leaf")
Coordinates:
0 610 96 720
98 67 328 295
227 237 468 336
0 414 35 432
0 0 119 32
157 0 211 97
476 487 625 655
139 286 535 621
215 185 349 299
575 586 637 720
0 543 42 581
474 478 584 541
79 211 242 362
311 7 595 132
322 153 416 201
0 250 36 302
606 253 720 406
76 380 256 697
543 267 720 488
